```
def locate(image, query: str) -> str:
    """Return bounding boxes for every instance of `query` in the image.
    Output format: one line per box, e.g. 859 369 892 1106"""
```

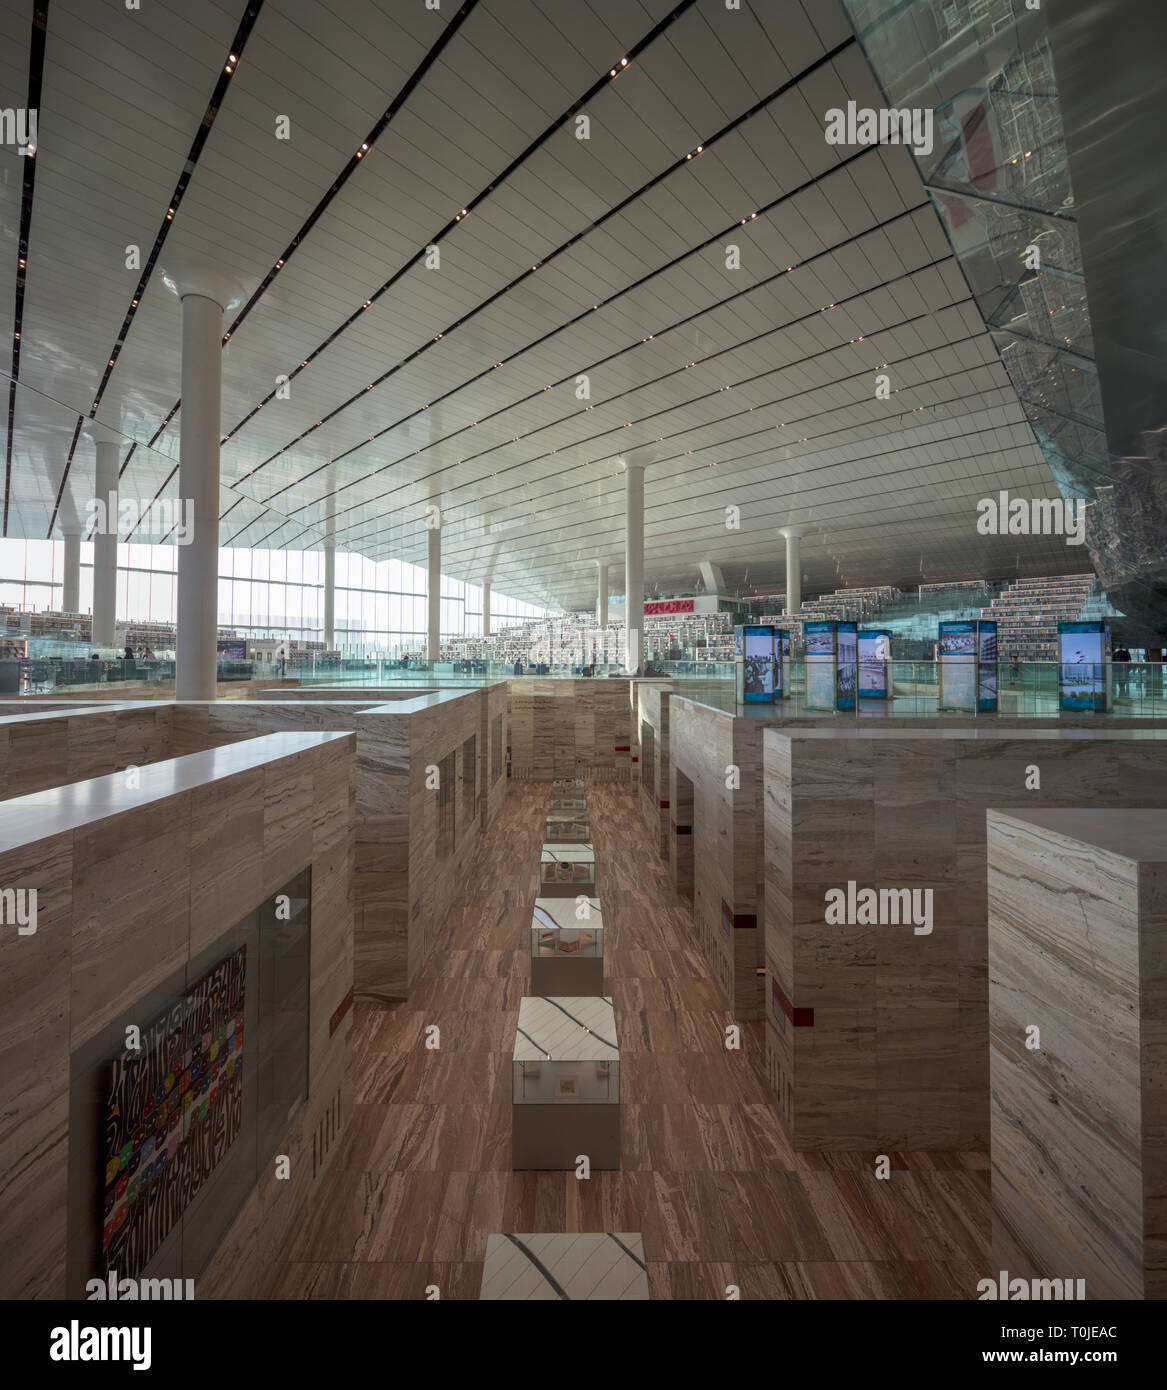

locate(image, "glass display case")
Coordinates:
545 816 590 843
552 779 585 796
549 796 587 813
530 897 603 995
512 996 621 1169
540 843 596 897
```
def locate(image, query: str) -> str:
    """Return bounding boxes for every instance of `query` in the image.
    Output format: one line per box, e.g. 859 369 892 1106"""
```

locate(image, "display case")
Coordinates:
540 843 596 896
549 796 587 813
479 1232 649 1300
530 897 603 995
552 779 585 796
512 995 620 1169
545 816 590 843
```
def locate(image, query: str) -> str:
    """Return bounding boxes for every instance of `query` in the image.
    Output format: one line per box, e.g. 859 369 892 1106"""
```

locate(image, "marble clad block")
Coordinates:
636 681 671 858
0 730 357 1301
763 727 1167 1151
668 695 762 1018
988 808 1167 1300
507 679 636 780
0 832 73 1297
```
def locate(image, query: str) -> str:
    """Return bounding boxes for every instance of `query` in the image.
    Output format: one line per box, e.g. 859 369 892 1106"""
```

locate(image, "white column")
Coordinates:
61 530 81 613
596 562 608 628
91 436 119 647
176 291 224 700
482 580 491 637
623 461 645 672
780 525 806 617
426 519 441 660
323 544 335 649
323 461 336 651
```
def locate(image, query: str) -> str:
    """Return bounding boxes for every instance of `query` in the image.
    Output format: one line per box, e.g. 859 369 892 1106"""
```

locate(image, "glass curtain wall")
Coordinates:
0 538 547 652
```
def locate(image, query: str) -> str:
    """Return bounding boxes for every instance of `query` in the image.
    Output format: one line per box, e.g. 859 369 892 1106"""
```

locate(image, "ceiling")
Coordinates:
1 0 1092 610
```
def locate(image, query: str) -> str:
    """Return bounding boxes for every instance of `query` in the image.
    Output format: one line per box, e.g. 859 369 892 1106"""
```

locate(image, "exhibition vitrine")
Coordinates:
530 897 604 995
511 995 621 1169
539 843 596 897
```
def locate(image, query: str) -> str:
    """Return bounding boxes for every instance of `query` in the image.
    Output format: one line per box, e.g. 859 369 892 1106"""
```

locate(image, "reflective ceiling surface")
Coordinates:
0 0 1092 609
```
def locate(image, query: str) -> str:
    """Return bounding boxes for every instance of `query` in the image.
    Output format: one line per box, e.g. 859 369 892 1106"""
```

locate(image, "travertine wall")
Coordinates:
0 689 504 1002
668 696 763 1016
480 680 509 831
764 728 1167 1151
988 808 1167 1300
0 702 173 796
168 692 490 1000
664 693 1163 1026
507 678 637 780
636 682 671 857
0 732 355 1300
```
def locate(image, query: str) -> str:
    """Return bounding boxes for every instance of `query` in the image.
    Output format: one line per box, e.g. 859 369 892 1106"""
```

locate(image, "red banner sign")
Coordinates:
643 599 695 615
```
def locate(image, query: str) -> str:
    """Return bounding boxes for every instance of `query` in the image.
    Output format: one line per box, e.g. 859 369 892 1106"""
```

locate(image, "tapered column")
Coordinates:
176 291 224 700
427 517 441 660
596 562 608 628
61 530 81 613
323 544 335 648
482 580 491 637
623 462 645 672
91 436 119 647
780 525 806 617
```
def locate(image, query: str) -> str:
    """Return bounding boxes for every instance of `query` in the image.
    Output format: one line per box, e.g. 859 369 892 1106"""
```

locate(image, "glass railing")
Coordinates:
683 661 1167 719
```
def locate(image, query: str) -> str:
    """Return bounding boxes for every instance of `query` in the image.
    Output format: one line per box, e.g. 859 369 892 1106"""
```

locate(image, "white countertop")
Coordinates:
532 897 602 931
541 843 594 861
513 996 618 1062
0 731 352 849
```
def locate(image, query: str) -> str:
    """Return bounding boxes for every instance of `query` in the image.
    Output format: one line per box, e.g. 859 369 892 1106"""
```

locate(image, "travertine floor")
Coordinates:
276 784 989 1299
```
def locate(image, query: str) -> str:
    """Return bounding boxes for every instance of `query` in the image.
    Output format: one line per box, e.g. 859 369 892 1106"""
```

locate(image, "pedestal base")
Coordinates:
531 955 604 996
511 1103 621 1170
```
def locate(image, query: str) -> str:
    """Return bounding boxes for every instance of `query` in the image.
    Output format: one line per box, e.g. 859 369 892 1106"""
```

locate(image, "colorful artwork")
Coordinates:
100 946 247 1280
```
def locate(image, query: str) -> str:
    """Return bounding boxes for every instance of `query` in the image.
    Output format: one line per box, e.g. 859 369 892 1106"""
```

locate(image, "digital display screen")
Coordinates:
1059 622 1107 711
858 630 891 697
939 621 976 711
805 622 836 710
836 623 857 710
977 621 998 712
743 626 775 701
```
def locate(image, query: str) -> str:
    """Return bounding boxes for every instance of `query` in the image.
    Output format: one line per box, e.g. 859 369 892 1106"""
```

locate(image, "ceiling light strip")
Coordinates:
46 0 265 538
262 140 883 521
161 0 701 470
4 0 49 537
232 30 855 484
312 203 940 537
346 325 998 553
